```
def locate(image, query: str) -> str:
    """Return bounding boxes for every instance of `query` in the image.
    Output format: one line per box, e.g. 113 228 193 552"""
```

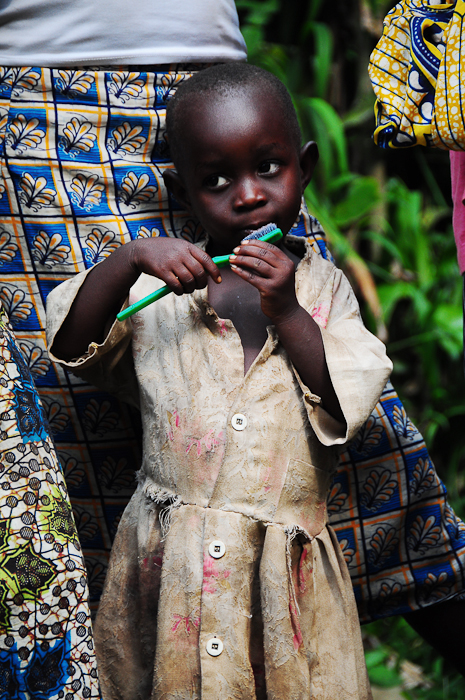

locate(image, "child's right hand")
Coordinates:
51 237 221 362
129 237 222 294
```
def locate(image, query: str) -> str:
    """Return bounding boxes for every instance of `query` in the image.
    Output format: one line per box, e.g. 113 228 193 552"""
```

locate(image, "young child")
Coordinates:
46 63 391 700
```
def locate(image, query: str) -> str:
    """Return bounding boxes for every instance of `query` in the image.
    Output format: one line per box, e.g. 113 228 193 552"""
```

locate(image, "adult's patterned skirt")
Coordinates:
0 307 99 699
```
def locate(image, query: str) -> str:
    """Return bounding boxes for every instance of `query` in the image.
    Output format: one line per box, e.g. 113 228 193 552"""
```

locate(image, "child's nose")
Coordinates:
233 177 267 210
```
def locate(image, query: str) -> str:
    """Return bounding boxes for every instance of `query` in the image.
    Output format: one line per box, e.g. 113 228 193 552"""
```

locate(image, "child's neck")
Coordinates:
207 267 269 375
206 240 301 376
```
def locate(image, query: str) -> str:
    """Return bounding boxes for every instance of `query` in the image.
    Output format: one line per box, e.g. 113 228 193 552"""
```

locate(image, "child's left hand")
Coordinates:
227 239 345 424
229 240 299 321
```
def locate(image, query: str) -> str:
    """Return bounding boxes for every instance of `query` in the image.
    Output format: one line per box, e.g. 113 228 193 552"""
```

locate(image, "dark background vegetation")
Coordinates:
237 0 465 696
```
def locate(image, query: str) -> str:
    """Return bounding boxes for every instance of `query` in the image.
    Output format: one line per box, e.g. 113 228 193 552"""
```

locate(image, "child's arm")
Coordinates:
52 238 222 360
229 238 390 433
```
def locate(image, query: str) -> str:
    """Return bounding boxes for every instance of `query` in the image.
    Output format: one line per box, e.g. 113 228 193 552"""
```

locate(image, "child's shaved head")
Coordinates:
163 62 318 249
166 63 302 173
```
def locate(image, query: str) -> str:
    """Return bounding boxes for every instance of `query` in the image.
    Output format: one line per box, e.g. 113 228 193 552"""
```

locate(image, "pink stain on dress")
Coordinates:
186 429 223 457
203 558 231 594
142 555 163 570
171 609 200 635
289 599 304 651
217 318 228 336
311 302 330 328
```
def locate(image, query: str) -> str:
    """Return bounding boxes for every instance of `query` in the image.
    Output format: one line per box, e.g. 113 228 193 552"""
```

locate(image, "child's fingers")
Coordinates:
189 245 222 283
235 239 286 263
167 246 222 295
229 264 262 286
168 262 208 294
134 237 221 287
229 243 292 278
178 256 209 289
229 254 274 278
163 270 187 295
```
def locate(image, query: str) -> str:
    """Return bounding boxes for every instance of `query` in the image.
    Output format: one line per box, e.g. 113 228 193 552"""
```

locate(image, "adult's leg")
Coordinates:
404 598 465 675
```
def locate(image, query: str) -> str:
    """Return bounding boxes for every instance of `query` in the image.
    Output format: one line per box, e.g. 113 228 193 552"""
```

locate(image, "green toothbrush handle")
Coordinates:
117 285 172 321
117 228 282 321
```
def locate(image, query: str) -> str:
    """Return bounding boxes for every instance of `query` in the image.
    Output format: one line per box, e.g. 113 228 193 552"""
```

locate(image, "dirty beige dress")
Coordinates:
47 242 392 700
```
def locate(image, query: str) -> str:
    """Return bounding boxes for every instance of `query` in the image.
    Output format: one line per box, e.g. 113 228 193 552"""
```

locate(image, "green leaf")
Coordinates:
305 187 358 262
305 22 333 98
299 97 349 175
365 648 389 669
368 665 402 688
306 0 324 22
362 229 407 266
432 304 463 359
377 282 431 326
412 289 432 323
236 0 279 25
332 176 380 226
241 25 265 59
326 172 357 193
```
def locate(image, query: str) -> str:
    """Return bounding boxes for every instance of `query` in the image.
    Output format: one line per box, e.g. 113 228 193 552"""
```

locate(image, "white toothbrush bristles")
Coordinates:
242 223 277 241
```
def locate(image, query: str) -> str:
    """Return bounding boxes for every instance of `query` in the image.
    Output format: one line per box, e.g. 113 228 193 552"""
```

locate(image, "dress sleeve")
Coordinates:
292 252 392 447
46 268 140 408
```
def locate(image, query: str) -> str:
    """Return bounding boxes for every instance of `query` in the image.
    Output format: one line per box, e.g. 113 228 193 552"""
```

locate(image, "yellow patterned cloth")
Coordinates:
0 306 100 699
369 0 465 150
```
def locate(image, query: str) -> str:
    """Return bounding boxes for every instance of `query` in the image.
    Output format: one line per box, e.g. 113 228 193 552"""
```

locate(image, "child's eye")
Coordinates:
258 161 280 175
204 174 228 189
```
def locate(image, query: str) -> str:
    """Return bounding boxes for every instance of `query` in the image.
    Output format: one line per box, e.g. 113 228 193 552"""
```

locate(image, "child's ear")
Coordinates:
162 170 193 213
299 141 319 191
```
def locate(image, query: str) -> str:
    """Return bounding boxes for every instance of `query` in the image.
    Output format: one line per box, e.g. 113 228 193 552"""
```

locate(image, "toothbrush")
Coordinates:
116 223 283 321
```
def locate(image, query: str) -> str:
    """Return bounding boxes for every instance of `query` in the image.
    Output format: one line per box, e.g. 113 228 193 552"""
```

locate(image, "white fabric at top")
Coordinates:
0 0 247 66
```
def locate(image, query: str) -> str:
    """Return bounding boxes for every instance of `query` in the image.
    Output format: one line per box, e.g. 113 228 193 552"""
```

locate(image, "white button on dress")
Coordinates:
231 413 247 431
208 540 226 559
206 637 223 656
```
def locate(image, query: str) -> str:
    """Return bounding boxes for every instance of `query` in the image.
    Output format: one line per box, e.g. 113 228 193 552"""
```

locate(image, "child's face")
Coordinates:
166 89 318 253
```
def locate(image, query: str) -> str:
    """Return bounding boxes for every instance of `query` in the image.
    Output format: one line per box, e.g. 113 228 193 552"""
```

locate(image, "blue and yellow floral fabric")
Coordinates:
0 306 99 699
335 381 465 619
0 65 464 629
369 0 465 149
